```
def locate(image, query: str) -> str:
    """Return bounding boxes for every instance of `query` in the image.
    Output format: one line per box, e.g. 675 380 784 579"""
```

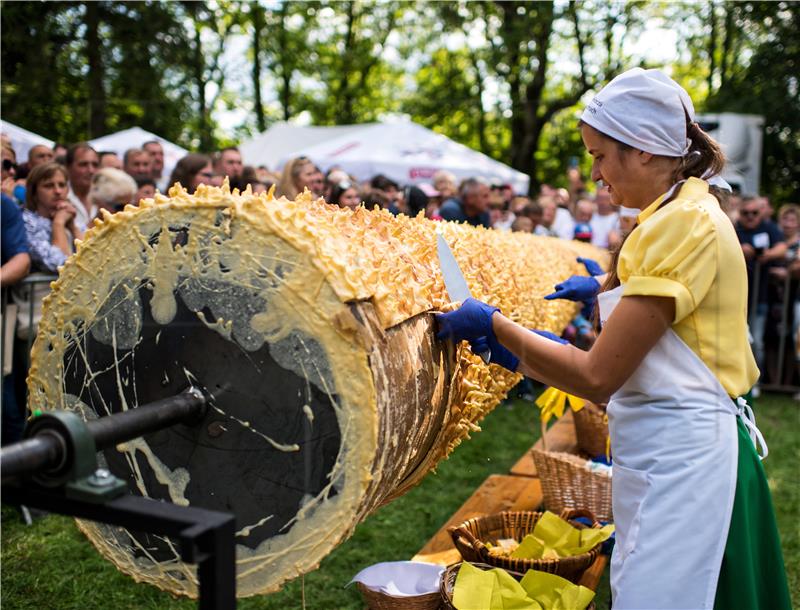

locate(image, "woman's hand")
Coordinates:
544 275 600 302
1 176 16 198
436 297 499 343
577 257 604 277
52 204 75 227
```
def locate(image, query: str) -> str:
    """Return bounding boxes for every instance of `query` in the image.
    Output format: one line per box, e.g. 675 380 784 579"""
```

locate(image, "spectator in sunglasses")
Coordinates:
89 168 137 216
167 153 213 194
736 195 787 374
2 147 18 202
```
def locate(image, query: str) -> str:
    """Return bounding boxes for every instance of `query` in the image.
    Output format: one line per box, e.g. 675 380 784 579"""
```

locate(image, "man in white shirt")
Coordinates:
66 143 100 231
143 141 168 191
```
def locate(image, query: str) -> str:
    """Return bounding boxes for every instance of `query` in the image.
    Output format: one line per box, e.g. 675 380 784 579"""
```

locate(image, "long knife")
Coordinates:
436 231 491 364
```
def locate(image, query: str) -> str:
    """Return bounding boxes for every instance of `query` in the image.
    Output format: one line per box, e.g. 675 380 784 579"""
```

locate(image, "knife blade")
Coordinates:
436 232 491 364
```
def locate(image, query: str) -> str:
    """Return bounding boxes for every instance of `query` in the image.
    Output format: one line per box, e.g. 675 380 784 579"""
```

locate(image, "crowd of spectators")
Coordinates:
1 135 799 447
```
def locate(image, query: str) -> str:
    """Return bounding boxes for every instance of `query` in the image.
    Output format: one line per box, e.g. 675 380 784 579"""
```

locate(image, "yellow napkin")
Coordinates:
534 387 585 423
452 562 595 610
520 570 596 609
510 511 614 560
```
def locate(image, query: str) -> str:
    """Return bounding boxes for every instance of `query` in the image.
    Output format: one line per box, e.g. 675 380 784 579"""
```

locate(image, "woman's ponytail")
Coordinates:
672 118 726 184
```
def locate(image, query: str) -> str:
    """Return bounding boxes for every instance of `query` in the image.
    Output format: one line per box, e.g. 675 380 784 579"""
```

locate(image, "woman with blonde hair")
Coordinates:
276 157 317 199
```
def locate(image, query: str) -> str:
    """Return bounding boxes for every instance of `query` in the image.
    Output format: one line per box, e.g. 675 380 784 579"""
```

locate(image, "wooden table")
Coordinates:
509 410 577 478
412 411 608 591
412 474 543 566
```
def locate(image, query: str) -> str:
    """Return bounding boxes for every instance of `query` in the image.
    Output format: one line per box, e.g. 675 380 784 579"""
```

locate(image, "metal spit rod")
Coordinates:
0 387 207 484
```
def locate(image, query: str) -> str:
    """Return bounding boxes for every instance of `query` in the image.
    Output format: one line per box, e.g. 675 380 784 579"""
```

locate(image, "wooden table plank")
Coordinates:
509 410 578 478
412 474 542 566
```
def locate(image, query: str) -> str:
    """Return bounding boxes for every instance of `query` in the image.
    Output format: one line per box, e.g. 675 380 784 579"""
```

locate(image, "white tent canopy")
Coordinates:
242 121 530 194
1 120 55 163
240 123 370 171
89 127 188 182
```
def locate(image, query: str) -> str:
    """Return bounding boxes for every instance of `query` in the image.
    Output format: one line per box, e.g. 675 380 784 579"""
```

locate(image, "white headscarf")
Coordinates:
581 68 695 158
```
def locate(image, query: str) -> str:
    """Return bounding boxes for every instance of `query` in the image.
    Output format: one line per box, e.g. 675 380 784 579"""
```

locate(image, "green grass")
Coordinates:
2 393 797 609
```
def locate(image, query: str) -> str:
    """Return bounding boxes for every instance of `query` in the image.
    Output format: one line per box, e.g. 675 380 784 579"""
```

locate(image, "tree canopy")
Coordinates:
1 0 797 199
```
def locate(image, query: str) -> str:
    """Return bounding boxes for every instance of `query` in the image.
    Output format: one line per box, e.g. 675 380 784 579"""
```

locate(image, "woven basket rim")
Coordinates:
448 509 602 577
439 561 597 610
356 581 442 609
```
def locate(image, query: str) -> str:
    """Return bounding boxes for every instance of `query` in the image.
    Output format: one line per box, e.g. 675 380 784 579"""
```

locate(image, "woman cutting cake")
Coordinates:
437 68 790 609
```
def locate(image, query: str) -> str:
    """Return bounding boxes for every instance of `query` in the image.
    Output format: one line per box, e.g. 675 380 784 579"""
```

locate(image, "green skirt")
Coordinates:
714 417 792 610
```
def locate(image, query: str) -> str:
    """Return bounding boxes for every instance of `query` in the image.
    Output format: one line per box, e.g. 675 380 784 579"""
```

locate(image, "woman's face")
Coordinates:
190 163 214 192
35 171 69 217
338 187 360 209
295 163 317 193
581 123 641 207
435 180 455 199
780 211 798 238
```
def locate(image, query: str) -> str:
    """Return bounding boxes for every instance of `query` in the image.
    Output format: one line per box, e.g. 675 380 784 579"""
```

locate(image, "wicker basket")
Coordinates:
447 509 602 583
439 562 522 610
439 562 596 610
573 402 609 459
356 582 442 610
531 448 613 522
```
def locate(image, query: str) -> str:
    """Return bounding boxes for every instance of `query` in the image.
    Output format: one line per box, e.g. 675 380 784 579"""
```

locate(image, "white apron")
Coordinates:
598 285 742 610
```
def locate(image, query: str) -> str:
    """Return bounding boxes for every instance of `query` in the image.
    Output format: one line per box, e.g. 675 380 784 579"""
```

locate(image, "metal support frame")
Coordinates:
0 387 237 608
3 485 236 609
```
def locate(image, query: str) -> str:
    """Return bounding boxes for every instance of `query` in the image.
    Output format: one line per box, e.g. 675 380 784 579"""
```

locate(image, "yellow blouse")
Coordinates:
618 177 758 397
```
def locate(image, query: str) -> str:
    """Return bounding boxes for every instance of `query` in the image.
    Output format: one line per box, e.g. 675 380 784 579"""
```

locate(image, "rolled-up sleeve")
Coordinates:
618 202 717 323
22 210 67 272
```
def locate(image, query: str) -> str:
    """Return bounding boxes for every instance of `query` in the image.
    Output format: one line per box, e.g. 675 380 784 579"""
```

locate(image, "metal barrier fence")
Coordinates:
1 273 59 404
748 261 800 393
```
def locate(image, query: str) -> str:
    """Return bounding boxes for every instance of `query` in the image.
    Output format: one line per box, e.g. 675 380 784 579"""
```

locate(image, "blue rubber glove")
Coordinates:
532 329 569 344
470 335 519 372
577 257 604 277
543 275 600 302
469 329 568 372
435 297 499 343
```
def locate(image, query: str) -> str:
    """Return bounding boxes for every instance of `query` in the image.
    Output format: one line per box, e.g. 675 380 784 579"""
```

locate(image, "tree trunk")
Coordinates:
276 2 292 122
708 2 717 95
469 51 489 154
85 1 107 137
720 3 735 93
251 2 266 133
193 21 212 151
338 1 357 123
